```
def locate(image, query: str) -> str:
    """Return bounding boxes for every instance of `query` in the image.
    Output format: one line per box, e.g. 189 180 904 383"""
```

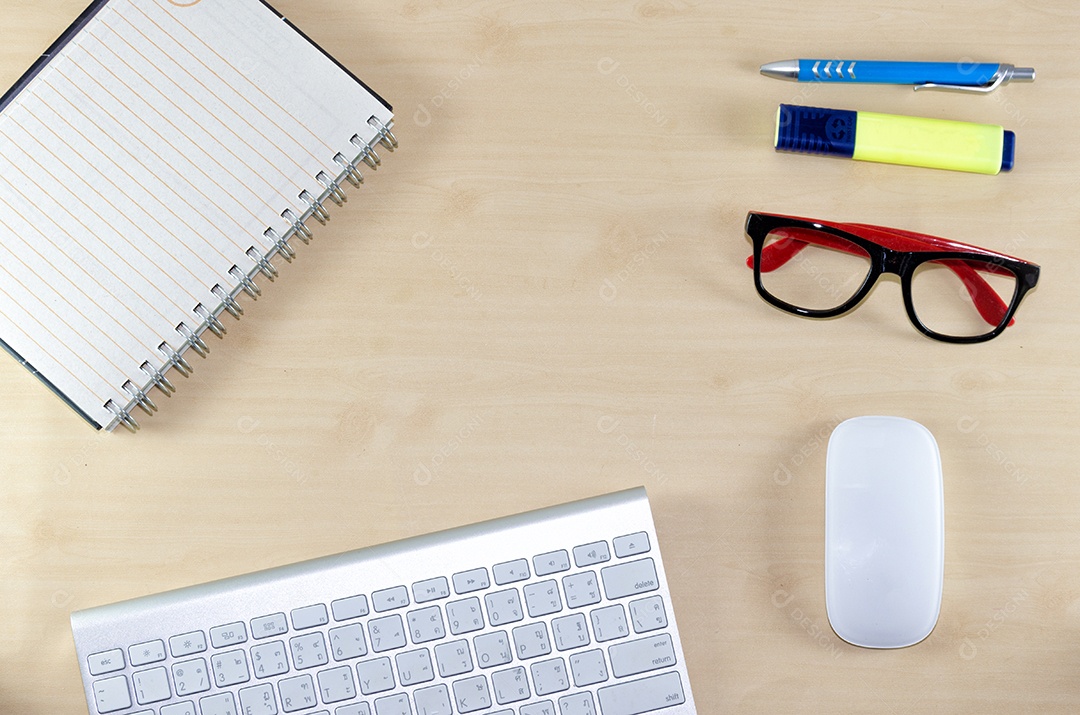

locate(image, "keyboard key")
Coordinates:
250 640 289 679
161 702 196 715
210 622 248 648
473 631 512 669
172 657 211 696
129 639 166 667
414 684 452 715
200 691 239 715
551 613 590 651
614 532 651 558
356 656 395 694
569 649 608 687
491 666 531 704
368 615 406 653
493 558 531 585
573 541 611 568
329 623 368 661
374 693 410 715
372 585 409 612
452 567 490 594
332 594 370 621
395 648 435 685
336 704 372 715
590 604 629 642
600 558 659 600
251 613 288 639
629 595 668 633
169 631 207 657
558 692 597 715
291 604 329 630
317 665 357 703
239 682 278 714
530 657 570 696
523 580 562 618
133 666 171 704
533 549 571 576
520 701 556 715
407 605 446 643
279 674 317 712
290 632 329 670
608 633 676 678
413 576 451 603
452 674 492 713
88 648 125 675
434 639 473 677
597 672 685 715
511 622 552 660
485 589 524 625
562 571 601 608
211 649 250 687
446 596 485 634
92 675 131 713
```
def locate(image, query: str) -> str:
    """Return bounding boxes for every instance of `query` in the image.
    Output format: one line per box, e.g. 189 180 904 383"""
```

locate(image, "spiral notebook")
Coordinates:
0 0 395 432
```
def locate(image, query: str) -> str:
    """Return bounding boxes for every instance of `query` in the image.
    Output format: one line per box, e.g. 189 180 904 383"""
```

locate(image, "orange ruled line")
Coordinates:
0 141 187 324
135 0 338 159
61 54 258 252
110 8 311 194
77 39 277 236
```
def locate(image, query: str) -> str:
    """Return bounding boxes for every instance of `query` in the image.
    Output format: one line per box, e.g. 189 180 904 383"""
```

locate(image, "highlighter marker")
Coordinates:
774 103 1015 175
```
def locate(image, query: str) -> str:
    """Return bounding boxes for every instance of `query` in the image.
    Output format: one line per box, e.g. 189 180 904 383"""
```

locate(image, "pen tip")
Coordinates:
760 60 799 81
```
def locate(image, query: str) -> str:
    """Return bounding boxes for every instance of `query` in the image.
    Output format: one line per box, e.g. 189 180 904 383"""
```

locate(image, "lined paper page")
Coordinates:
0 0 393 429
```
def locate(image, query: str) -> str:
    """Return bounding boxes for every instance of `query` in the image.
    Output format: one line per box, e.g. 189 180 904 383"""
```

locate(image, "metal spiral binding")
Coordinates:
264 228 296 263
140 361 175 397
317 171 348 207
229 266 262 300
158 342 193 378
212 285 244 319
194 303 227 339
106 400 140 434
176 323 210 359
106 117 396 433
123 380 158 417
283 208 313 244
247 247 279 282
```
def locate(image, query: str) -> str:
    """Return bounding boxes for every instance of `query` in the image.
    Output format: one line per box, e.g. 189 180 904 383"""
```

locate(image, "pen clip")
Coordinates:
913 64 1018 94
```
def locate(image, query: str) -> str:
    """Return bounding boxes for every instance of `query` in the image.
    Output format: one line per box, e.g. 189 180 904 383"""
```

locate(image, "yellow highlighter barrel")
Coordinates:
775 104 1015 175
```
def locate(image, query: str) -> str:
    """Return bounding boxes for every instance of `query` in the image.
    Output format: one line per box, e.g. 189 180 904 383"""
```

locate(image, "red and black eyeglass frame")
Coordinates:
744 212 1040 343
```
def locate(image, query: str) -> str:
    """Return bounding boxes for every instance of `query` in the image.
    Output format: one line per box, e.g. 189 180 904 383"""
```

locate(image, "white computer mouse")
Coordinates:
825 416 944 649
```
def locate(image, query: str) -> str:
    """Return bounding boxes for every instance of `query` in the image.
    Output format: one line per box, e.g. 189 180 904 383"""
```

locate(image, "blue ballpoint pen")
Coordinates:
760 59 1035 93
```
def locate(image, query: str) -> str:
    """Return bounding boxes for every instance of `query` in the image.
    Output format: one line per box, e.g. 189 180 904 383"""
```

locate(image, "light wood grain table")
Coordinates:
2 1 1078 712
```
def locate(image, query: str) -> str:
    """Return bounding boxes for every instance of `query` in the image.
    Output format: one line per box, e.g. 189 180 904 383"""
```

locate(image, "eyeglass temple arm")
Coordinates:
946 260 1015 327
747 229 1012 327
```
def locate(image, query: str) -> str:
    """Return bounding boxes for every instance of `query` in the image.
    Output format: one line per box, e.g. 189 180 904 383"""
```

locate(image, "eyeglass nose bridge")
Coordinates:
881 250 909 275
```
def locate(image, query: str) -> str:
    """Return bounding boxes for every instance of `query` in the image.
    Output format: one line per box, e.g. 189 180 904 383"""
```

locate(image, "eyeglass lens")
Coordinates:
759 227 871 311
910 259 1017 338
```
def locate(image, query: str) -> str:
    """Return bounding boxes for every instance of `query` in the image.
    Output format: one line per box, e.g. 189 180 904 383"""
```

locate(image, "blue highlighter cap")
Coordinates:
775 104 857 158
1001 130 1015 172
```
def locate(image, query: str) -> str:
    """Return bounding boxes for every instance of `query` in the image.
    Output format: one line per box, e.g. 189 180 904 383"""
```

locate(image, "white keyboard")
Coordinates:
72 488 697 715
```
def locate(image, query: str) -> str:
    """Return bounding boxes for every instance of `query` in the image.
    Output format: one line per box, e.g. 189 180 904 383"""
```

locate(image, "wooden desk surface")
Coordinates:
2 1 1078 712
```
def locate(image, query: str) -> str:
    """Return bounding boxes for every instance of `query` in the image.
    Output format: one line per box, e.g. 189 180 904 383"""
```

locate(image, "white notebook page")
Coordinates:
0 0 393 429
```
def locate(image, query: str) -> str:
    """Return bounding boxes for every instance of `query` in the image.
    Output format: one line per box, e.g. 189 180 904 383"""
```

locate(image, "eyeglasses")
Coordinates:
744 212 1040 343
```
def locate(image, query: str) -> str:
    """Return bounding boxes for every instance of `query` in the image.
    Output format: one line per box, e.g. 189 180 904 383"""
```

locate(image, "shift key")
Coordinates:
598 672 686 715
601 558 659 600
